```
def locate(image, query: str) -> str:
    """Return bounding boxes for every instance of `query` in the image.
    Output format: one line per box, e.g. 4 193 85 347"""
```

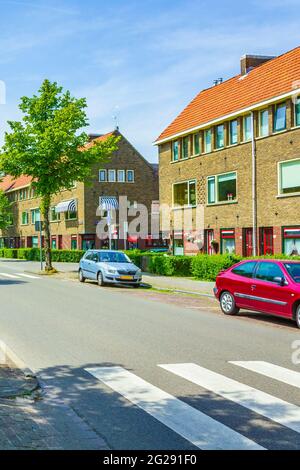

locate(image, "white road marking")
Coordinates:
16 273 40 279
0 272 20 279
159 363 300 434
230 361 300 389
85 366 264 450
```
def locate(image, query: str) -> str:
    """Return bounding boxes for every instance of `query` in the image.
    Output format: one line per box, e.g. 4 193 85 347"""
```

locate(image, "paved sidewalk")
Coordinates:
0 365 108 450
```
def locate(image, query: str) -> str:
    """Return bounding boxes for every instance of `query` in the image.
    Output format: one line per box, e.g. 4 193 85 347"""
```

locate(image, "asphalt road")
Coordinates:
0 259 300 450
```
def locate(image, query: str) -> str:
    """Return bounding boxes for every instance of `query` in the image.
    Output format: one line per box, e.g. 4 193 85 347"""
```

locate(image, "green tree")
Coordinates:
0 189 12 231
0 80 119 271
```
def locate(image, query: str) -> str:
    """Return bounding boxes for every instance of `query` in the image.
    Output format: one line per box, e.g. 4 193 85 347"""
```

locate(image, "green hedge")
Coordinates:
149 255 193 276
191 254 242 281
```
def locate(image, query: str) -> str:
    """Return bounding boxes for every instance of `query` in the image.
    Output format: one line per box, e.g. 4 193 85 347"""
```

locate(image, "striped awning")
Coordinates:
55 199 77 214
99 196 119 210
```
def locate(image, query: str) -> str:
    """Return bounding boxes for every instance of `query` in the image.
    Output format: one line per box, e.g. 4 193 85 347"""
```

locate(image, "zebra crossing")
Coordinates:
86 361 300 450
0 272 40 280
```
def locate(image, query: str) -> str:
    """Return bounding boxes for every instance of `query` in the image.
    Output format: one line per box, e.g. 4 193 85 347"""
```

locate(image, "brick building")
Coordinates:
155 46 300 257
0 131 159 250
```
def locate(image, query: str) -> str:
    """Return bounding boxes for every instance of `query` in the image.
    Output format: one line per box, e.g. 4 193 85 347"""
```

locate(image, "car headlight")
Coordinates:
136 269 142 275
107 268 117 274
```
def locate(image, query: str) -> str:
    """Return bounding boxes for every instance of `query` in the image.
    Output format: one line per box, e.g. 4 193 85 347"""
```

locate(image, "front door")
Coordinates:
260 228 273 255
243 228 253 257
205 229 214 255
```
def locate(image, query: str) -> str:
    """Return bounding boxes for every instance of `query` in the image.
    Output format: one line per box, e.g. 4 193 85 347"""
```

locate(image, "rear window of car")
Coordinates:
284 263 300 283
231 261 257 278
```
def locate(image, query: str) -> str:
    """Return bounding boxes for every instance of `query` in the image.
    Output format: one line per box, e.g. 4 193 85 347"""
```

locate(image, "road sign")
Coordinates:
35 221 44 232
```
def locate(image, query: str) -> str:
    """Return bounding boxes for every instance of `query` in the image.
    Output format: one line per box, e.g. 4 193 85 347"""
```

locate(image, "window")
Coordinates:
108 170 116 182
66 210 77 220
259 109 269 137
31 208 40 224
232 261 257 278
274 102 286 132
283 228 300 256
204 129 212 153
193 133 200 155
215 124 224 149
284 262 300 283
99 169 107 182
21 211 29 225
32 236 39 248
243 114 252 141
127 170 135 183
229 120 238 145
255 262 284 283
279 159 300 194
51 237 57 249
182 136 189 159
207 172 237 204
117 170 125 182
295 97 300 127
221 229 235 254
173 180 196 207
172 141 179 161
50 207 60 222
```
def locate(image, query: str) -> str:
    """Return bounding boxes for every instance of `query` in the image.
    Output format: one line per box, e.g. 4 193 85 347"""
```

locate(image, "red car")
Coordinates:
214 259 300 328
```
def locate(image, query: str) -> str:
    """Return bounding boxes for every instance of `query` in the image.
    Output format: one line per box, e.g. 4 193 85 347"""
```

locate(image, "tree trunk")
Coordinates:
41 194 52 272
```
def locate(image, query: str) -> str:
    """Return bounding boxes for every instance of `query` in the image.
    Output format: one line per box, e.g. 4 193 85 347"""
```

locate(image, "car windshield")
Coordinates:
284 263 300 283
98 252 131 264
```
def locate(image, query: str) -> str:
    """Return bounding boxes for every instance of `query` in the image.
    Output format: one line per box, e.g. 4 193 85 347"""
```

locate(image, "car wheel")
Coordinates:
296 305 300 329
97 271 105 287
220 291 239 315
133 283 140 288
78 269 85 283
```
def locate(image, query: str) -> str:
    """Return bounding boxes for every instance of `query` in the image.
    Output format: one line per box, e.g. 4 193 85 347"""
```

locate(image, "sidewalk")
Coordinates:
0 365 108 450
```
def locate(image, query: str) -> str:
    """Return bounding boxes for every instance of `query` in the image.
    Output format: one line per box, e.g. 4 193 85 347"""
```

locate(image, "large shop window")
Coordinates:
207 172 237 204
283 228 300 256
221 229 235 254
279 159 300 195
173 180 196 208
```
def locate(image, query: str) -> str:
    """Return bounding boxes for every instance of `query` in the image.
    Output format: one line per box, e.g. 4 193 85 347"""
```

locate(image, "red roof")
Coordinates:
156 46 300 143
0 132 115 192
0 174 32 192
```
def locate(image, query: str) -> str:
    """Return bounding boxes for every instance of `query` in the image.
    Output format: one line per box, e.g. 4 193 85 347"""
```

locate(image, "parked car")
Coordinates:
79 250 142 287
214 259 300 328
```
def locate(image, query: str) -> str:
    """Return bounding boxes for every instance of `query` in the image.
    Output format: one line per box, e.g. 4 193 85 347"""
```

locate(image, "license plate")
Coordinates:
120 275 134 280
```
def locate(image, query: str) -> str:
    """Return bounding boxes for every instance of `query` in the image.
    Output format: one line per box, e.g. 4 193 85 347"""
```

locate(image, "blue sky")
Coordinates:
0 0 299 162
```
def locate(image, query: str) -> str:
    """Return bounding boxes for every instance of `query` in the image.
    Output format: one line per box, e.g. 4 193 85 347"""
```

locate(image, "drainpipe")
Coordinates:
251 111 257 256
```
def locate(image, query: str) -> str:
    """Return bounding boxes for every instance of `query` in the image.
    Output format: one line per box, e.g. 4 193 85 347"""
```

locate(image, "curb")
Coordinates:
149 285 215 298
0 340 36 379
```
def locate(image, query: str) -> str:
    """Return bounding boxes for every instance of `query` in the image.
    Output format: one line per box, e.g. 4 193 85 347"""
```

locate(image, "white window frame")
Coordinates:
207 171 237 205
273 102 287 133
117 170 125 183
203 129 212 153
108 169 116 182
172 179 197 209
278 158 300 197
127 170 135 183
294 96 300 128
30 208 40 225
50 207 61 223
99 169 107 182
243 114 252 142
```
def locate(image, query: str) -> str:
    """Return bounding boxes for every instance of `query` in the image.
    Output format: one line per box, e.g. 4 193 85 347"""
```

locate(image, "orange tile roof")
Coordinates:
156 46 300 143
0 132 115 192
0 174 32 192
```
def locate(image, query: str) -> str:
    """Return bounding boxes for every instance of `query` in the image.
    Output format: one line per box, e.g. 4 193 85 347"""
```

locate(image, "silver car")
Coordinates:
78 250 142 287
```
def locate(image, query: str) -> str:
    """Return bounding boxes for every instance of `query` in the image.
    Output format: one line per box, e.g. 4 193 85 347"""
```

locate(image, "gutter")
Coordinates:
251 111 257 256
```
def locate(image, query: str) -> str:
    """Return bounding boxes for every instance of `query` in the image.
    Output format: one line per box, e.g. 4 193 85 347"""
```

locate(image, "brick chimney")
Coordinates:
240 54 276 76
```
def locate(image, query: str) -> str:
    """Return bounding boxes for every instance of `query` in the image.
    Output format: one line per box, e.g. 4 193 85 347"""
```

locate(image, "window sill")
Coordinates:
207 200 238 207
277 192 300 199
172 205 197 211
272 129 287 135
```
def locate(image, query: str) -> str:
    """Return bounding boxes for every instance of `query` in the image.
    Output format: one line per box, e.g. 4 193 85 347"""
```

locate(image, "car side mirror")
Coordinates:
274 276 287 286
